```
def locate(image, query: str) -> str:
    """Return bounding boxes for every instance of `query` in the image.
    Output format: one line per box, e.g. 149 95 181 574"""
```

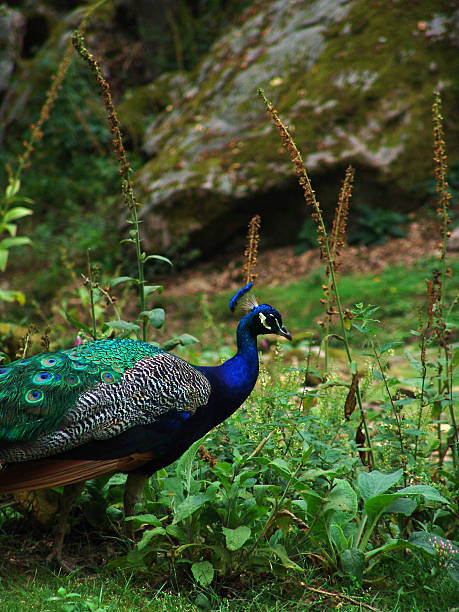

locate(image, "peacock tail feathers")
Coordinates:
0 338 163 443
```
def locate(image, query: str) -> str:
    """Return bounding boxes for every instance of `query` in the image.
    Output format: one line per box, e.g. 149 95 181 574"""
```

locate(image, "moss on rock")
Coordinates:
134 0 458 256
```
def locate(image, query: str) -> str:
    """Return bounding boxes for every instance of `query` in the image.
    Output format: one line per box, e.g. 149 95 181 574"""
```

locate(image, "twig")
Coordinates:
304 585 383 612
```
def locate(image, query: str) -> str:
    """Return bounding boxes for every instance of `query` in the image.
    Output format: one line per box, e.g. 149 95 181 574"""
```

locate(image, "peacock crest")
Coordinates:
228 282 258 314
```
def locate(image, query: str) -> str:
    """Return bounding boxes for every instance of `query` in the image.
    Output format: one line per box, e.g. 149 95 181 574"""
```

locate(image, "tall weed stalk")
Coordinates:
431 92 457 468
72 30 171 342
258 89 375 469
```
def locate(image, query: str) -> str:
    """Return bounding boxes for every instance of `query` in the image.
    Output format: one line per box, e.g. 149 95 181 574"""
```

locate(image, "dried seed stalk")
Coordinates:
243 214 261 284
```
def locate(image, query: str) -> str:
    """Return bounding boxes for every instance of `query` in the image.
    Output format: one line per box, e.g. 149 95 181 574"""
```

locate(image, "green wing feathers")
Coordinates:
0 339 162 443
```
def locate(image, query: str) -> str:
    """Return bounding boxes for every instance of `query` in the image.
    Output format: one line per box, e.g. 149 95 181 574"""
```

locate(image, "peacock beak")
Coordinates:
278 326 292 341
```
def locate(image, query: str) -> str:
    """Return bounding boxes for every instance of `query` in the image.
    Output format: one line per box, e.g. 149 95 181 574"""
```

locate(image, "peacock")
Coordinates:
0 283 290 565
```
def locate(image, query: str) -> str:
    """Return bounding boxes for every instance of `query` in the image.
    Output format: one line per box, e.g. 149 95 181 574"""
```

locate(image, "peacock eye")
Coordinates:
71 361 87 370
33 372 52 384
66 374 80 386
101 371 115 384
26 389 43 402
42 356 60 367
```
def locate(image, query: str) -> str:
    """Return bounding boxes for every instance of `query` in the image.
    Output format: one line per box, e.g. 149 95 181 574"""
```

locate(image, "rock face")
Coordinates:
2 0 458 263
129 0 458 258
0 5 24 146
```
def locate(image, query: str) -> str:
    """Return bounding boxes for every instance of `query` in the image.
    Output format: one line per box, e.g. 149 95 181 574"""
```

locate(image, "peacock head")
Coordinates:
229 283 292 341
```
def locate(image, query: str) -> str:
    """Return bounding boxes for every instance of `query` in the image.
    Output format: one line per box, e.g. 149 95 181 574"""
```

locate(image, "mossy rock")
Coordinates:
134 0 459 257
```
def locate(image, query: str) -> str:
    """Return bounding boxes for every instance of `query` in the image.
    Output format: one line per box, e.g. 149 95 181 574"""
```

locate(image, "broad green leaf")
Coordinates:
384 497 417 516
144 254 173 266
324 479 358 522
270 543 303 571
396 484 449 505
0 236 31 249
269 457 292 478
2 223 17 236
106 320 140 332
408 531 439 556
173 494 210 523
364 493 400 519
5 178 20 199
137 527 167 551
140 308 165 328
126 514 162 526
166 524 186 539
329 523 349 552
144 285 163 296
162 334 199 350
364 492 426 520
106 473 127 486
176 333 199 346
176 437 205 493
448 556 459 584
3 206 33 222
110 276 138 287
292 499 308 514
222 526 251 551
358 469 403 500
340 549 365 581
191 561 214 586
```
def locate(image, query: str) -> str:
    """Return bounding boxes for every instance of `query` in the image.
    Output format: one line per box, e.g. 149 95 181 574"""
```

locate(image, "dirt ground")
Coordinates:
165 221 443 298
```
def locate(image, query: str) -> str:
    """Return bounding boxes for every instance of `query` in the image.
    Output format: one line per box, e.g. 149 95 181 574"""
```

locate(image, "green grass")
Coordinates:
162 255 459 354
0 570 194 611
0 560 457 611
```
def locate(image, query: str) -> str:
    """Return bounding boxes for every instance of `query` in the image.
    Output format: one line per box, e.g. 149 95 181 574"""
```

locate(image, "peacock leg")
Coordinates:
46 481 85 570
124 471 149 540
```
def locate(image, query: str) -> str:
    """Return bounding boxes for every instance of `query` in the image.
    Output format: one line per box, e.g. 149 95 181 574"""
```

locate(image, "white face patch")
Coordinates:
258 312 271 330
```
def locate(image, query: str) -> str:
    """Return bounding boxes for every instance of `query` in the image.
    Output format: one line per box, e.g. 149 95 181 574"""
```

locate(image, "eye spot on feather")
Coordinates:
66 374 80 386
42 356 60 367
0 367 11 378
17 359 31 366
101 371 115 384
33 372 52 384
71 361 87 370
26 389 43 403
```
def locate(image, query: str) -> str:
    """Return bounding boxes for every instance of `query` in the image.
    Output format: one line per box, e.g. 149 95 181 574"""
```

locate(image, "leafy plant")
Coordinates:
47 587 108 612
348 204 408 245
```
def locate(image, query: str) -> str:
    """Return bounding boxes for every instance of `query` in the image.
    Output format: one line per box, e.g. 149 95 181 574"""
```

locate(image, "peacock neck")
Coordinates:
197 316 259 423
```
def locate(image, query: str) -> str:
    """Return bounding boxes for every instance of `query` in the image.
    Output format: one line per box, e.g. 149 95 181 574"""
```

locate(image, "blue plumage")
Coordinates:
229 282 254 312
